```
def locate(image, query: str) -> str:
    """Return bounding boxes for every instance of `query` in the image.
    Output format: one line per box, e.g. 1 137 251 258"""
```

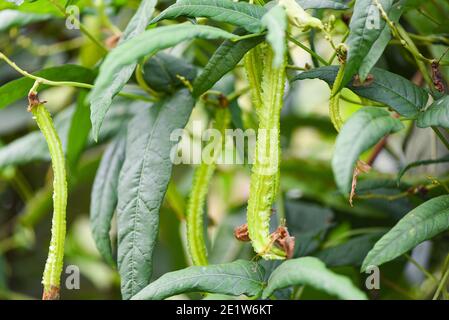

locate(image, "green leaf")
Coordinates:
0 9 51 31
90 133 126 267
192 28 264 97
362 195 449 271
342 0 393 87
358 0 405 81
131 260 265 300
292 66 429 118
150 0 266 33
142 52 197 94
90 24 233 140
0 64 95 110
316 233 384 267
261 5 287 67
398 154 449 183
117 89 194 299
332 107 404 194
66 90 91 171
296 0 349 10
262 257 367 299
417 95 449 128
88 0 156 140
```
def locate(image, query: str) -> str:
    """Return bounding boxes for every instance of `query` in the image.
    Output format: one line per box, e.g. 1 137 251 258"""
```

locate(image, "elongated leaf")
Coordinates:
0 9 51 31
362 195 449 271
131 260 265 300
263 257 367 299
417 95 449 128
398 154 449 183
117 89 194 299
90 133 126 266
262 5 287 67
192 28 264 97
359 0 405 80
150 0 266 33
342 0 393 87
90 24 233 140
296 0 348 10
88 0 157 140
293 66 429 118
66 90 91 171
332 107 404 194
0 65 95 110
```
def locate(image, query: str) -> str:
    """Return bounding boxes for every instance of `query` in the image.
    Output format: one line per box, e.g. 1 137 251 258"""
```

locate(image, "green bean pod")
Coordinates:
246 45 286 260
186 107 230 266
31 103 67 300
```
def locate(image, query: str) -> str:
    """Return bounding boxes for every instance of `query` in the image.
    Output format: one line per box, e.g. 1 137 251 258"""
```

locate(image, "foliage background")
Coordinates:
0 0 448 300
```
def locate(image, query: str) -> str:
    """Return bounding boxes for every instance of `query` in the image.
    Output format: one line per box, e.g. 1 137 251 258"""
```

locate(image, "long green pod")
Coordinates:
186 107 230 266
246 45 286 260
329 63 345 132
30 103 67 299
244 45 264 110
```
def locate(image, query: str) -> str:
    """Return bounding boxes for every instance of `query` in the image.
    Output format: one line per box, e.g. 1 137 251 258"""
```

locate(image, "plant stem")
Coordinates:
329 63 345 132
431 127 449 151
0 51 154 102
404 253 438 284
287 35 330 66
433 254 449 300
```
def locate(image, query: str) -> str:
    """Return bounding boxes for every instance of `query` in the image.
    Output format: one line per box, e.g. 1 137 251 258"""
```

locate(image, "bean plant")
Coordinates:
0 0 448 301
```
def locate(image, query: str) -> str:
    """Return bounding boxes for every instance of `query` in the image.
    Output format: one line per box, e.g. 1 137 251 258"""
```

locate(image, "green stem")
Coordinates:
30 102 67 300
186 107 230 266
288 35 329 66
0 51 153 102
404 253 438 284
433 255 449 300
329 63 345 132
431 127 449 151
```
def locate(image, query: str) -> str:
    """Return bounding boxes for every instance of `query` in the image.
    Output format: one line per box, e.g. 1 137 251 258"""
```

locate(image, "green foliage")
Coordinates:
141 53 197 94
90 133 126 267
1 0 449 302
132 260 265 300
342 0 393 86
332 107 404 194
117 89 194 299
417 95 449 128
0 65 95 110
151 0 266 33
362 196 449 271
192 28 264 97
294 66 429 118
90 24 233 140
263 257 367 299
